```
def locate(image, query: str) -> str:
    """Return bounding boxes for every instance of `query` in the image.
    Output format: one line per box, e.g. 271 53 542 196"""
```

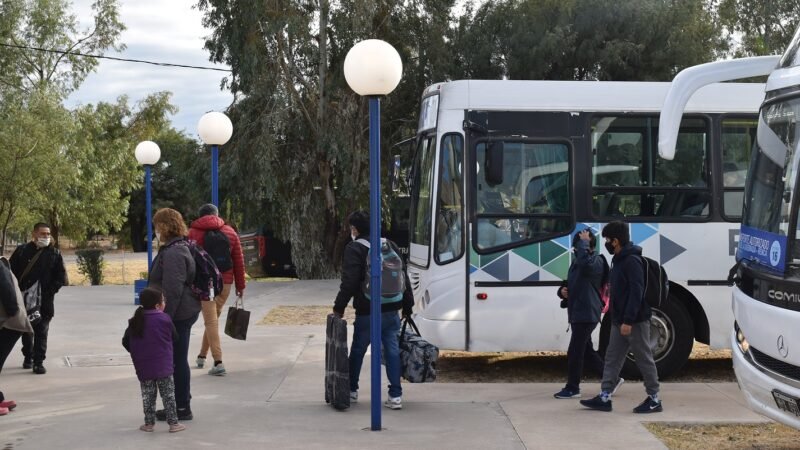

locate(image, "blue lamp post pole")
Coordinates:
211 144 219 207
145 164 153 271
344 39 403 432
368 96 382 431
135 141 161 273
198 112 233 208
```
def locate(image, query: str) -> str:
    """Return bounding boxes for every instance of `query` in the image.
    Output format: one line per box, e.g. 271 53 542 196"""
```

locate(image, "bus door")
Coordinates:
467 111 576 350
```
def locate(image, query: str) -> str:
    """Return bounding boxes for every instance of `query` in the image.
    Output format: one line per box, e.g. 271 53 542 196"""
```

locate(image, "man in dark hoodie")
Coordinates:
10 222 67 375
580 221 662 413
332 211 414 410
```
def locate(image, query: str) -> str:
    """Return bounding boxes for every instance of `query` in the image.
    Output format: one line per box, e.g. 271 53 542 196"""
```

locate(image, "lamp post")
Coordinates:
135 141 161 272
197 111 233 207
344 39 402 432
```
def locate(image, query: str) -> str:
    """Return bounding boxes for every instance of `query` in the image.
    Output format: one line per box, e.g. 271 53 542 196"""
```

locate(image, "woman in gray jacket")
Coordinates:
148 208 199 421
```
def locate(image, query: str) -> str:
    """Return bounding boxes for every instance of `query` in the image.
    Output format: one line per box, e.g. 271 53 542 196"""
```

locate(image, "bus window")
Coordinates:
722 118 758 219
409 136 436 254
435 134 464 264
475 141 572 251
591 116 710 219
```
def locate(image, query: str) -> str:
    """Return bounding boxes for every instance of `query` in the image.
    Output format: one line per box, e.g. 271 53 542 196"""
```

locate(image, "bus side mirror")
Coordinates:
391 155 401 193
486 141 504 186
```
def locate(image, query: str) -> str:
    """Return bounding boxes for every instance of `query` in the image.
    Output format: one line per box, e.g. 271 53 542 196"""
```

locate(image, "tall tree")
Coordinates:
719 0 800 56
198 0 457 277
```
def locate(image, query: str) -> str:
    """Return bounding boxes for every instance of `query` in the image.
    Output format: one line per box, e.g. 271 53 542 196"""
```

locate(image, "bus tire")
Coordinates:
599 294 694 380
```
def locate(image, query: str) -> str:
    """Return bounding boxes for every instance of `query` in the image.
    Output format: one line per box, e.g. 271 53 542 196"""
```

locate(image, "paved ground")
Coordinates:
0 282 770 449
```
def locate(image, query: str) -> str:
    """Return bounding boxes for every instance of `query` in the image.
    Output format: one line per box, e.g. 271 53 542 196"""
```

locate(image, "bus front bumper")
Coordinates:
731 330 800 429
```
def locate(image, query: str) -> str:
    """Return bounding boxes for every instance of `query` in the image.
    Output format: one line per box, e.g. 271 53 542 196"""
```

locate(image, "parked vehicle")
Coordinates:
239 227 297 278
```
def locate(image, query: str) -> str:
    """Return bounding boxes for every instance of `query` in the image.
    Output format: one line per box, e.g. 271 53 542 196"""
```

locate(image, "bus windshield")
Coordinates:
741 95 800 270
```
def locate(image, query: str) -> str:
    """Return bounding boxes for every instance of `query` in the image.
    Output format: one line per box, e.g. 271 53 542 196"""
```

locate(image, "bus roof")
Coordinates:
423 80 764 113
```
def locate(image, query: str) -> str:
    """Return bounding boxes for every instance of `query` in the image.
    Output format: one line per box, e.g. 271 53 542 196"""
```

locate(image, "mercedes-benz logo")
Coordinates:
777 335 789 358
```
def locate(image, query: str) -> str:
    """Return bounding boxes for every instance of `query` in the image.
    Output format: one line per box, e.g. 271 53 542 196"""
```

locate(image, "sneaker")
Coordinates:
156 408 193 421
22 358 32 369
139 424 154 432
610 377 625 396
579 394 612 412
553 388 581 399
350 391 358 403
633 395 663 414
384 397 402 410
0 407 7 416
32 364 46 375
0 400 17 411
196 356 206 369
169 423 186 433
208 363 226 376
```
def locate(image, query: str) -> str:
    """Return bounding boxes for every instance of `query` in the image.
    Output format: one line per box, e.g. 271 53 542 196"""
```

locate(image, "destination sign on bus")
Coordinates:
738 225 787 273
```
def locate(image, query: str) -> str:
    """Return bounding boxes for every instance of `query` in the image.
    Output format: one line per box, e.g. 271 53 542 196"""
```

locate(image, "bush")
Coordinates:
76 249 105 285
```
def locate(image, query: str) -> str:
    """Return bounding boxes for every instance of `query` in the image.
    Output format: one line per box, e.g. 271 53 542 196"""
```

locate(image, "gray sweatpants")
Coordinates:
601 321 660 396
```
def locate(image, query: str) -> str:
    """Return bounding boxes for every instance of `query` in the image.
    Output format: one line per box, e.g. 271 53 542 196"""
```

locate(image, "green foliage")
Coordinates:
719 0 800 56
76 248 105 285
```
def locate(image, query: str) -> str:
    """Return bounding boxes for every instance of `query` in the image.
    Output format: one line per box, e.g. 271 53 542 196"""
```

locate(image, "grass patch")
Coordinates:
645 422 800 449
259 305 356 325
66 259 148 286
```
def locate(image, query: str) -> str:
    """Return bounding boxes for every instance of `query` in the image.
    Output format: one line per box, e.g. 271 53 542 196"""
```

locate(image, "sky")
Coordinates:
66 0 233 136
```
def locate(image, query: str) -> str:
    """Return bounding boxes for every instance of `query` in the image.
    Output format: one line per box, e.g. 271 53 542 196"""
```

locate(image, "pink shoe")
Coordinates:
169 423 186 433
0 400 17 410
0 407 8 416
139 424 154 432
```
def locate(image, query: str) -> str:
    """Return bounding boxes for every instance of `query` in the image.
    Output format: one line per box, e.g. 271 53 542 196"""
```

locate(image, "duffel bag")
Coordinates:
399 317 438 383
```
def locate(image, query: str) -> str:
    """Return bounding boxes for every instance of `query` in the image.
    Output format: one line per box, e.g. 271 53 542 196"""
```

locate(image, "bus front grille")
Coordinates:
750 347 800 382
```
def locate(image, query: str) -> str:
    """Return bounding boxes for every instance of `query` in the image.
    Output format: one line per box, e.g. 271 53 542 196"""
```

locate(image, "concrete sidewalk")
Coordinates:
0 283 769 449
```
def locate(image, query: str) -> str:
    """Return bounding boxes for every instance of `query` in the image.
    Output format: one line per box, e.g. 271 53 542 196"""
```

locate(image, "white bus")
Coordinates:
659 28 800 427
406 80 763 378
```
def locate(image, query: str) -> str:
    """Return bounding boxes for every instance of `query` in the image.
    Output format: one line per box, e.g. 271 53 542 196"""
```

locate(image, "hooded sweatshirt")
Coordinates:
188 215 245 293
608 242 650 325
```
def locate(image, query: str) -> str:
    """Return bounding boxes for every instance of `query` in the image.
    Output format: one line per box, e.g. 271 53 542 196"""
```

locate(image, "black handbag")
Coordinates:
224 296 250 340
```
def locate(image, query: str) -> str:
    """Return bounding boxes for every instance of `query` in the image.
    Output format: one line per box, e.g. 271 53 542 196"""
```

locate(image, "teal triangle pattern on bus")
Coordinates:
468 222 678 282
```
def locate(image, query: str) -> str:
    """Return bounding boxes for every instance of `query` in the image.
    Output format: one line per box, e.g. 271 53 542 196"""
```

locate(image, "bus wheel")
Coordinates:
604 295 694 380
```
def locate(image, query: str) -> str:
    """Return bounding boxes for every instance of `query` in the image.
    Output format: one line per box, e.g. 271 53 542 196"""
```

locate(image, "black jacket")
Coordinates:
333 235 414 317
10 242 67 319
608 242 649 325
557 239 607 324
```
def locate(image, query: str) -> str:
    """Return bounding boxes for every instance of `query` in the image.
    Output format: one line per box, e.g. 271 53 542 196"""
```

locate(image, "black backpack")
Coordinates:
203 229 232 272
641 256 669 308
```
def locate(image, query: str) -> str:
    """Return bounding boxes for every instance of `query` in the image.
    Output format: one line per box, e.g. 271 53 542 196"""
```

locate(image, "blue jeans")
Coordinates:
173 313 198 410
349 311 402 398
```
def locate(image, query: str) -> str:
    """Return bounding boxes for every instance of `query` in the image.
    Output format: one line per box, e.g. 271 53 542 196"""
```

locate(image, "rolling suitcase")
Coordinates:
325 313 350 410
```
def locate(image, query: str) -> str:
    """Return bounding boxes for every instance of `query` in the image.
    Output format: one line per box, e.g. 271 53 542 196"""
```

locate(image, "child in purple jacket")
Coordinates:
123 287 185 433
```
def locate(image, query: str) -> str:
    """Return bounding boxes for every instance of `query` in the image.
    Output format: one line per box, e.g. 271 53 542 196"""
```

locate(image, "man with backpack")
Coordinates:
332 211 414 410
580 221 663 413
187 204 245 376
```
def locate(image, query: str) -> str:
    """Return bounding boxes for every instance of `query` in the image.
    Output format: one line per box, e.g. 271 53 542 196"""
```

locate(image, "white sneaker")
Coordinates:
208 363 226 376
611 377 625 396
350 391 358 403
384 397 402 410
196 357 206 369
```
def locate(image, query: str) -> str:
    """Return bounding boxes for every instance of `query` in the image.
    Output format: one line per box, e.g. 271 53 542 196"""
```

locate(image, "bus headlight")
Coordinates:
734 322 750 354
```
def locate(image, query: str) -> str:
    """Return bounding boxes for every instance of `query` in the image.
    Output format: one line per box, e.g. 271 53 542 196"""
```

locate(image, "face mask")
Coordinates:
36 237 50 248
604 242 615 254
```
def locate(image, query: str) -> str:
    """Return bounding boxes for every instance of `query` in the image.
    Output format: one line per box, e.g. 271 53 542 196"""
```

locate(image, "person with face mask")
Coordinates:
580 220 662 414
9 222 67 374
